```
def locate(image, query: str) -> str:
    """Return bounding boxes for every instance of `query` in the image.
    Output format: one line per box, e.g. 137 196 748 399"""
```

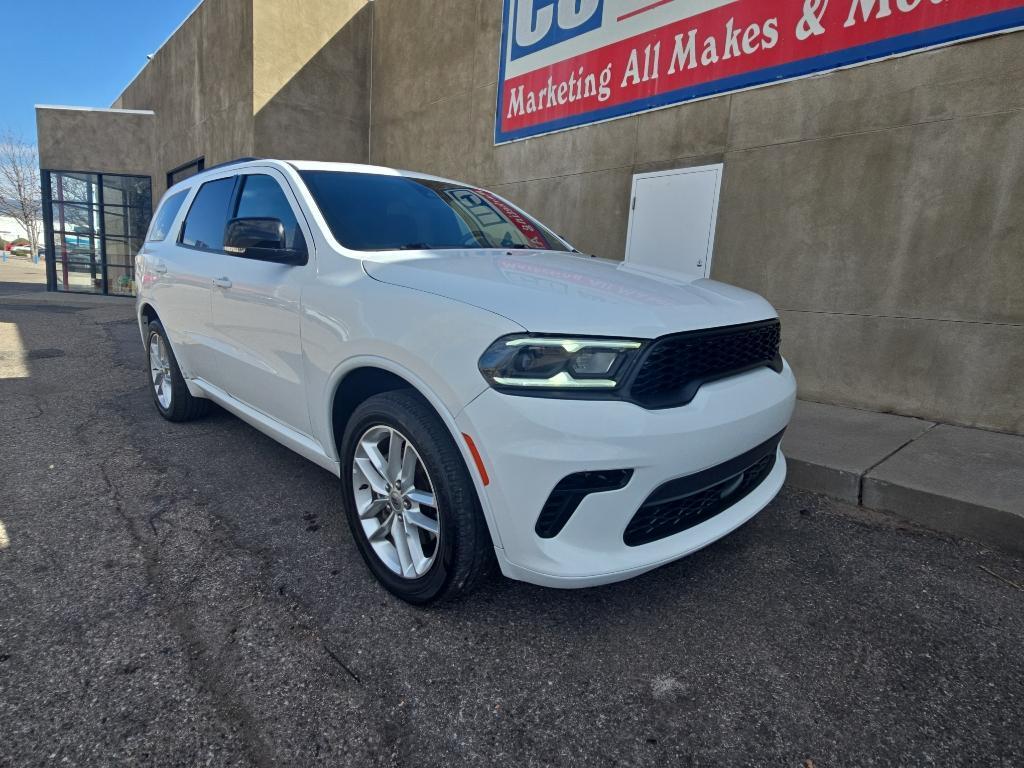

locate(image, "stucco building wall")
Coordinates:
36 107 156 177
96 0 371 200
252 0 371 164
112 0 256 198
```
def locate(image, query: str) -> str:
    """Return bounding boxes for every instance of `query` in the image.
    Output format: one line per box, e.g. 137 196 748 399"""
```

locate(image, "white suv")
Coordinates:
137 159 796 604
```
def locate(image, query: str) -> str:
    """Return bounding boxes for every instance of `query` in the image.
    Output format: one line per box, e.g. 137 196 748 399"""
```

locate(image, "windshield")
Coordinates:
299 170 571 252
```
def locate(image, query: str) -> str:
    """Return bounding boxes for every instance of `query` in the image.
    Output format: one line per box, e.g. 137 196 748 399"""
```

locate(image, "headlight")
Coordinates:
479 335 644 391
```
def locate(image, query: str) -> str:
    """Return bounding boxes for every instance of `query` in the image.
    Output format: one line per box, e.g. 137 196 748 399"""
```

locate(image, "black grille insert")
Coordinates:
623 430 784 547
629 320 782 409
535 469 633 539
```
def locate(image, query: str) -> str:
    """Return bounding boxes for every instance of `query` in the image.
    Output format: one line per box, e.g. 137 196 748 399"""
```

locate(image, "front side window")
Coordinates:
234 174 303 250
299 171 570 252
147 190 189 242
180 177 235 251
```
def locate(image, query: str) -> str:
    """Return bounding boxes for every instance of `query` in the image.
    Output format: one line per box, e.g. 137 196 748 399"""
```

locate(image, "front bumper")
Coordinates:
456 361 797 588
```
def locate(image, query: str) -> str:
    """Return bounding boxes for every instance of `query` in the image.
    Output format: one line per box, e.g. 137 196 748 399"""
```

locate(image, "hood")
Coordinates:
362 249 777 338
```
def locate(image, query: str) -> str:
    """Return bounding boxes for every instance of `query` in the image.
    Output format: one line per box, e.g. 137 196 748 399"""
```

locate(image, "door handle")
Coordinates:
213 277 233 289
152 260 167 274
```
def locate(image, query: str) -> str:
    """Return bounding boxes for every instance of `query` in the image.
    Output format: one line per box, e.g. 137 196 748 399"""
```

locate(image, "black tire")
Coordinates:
340 390 493 604
146 319 209 422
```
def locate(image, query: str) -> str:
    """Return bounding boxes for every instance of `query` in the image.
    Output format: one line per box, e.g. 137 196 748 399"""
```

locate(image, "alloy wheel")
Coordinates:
351 425 441 578
149 333 173 410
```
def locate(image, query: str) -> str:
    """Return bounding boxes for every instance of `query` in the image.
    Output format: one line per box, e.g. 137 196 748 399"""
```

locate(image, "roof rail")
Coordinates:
202 157 261 173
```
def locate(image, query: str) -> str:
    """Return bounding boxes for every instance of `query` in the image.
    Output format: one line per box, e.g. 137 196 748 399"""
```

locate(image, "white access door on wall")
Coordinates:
624 164 723 280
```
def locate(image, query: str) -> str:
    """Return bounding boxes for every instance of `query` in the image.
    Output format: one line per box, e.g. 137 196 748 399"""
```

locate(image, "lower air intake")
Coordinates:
623 431 784 547
535 469 633 539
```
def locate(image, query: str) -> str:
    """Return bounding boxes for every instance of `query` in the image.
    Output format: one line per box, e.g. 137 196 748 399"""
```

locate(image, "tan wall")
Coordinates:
368 0 1024 434
252 0 370 163
36 108 155 176
112 0 256 199
103 0 371 196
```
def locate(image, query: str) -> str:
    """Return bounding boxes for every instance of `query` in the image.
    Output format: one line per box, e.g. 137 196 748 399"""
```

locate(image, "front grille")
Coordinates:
535 469 633 538
629 320 782 409
623 431 784 547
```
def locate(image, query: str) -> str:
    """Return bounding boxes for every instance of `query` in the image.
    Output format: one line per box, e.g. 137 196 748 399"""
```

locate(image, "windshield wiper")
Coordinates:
396 243 433 250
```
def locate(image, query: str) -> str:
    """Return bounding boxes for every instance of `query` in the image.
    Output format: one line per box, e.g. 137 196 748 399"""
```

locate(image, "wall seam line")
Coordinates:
726 103 1024 155
481 145 730 188
367 0 374 164
778 309 1023 328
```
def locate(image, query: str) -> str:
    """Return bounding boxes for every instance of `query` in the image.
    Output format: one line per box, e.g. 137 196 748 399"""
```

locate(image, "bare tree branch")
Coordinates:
0 129 43 254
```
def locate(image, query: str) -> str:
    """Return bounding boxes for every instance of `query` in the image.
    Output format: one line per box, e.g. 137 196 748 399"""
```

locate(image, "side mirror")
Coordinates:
224 217 307 265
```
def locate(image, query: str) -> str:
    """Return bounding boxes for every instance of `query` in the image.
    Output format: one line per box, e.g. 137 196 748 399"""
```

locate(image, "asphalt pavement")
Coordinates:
1 273 1022 767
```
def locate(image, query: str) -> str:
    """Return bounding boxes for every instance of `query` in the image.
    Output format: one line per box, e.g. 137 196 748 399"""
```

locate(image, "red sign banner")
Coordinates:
496 0 1024 142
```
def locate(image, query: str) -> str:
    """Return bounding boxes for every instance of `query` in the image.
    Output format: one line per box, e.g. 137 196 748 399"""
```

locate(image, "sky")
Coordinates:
3 0 201 143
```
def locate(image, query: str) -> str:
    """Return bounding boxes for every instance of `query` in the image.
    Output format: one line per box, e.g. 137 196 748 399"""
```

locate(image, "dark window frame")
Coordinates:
166 157 205 189
42 168 153 298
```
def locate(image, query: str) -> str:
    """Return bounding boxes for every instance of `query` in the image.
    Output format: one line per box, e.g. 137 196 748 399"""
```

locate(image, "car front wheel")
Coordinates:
340 390 493 604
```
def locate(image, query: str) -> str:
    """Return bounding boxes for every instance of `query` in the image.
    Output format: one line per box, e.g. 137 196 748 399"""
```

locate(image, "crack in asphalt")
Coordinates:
93 430 278 768
84 316 387 767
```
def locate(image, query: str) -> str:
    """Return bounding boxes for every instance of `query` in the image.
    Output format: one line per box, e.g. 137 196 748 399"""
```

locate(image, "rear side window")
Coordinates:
234 174 303 250
180 177 236 251
146 190 189 242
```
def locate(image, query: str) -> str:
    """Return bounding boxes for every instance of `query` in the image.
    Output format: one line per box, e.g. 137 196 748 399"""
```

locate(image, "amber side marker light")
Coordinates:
462 433 490 486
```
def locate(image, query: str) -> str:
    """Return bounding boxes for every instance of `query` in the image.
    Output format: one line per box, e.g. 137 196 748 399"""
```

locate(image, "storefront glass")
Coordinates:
44 171 152 296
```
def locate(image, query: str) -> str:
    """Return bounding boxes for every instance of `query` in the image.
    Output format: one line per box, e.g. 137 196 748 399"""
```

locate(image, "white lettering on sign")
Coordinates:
515 0 554 47
506 63 614 118
844 0 947 27
560 0 602 30
513 0 606 58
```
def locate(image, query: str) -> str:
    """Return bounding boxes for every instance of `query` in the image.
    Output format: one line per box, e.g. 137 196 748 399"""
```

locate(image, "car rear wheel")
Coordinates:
340 390 493 604
147 319 209 422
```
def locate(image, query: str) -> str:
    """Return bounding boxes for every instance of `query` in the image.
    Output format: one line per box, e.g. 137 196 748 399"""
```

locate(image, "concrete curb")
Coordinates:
783 401 1024 555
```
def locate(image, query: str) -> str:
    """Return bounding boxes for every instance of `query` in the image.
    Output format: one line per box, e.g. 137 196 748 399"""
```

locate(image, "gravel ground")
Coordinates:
1 278 1022 767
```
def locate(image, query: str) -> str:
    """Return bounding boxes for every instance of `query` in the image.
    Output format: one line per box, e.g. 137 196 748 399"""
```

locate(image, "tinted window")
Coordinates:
147 190 189 242
180 178 235 251
234 174 303 250
299 171 570 252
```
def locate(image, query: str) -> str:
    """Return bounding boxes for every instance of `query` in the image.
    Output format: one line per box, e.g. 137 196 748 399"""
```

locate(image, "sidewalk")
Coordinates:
0 257 47 295
0 258 115 307
783 400 1024 555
